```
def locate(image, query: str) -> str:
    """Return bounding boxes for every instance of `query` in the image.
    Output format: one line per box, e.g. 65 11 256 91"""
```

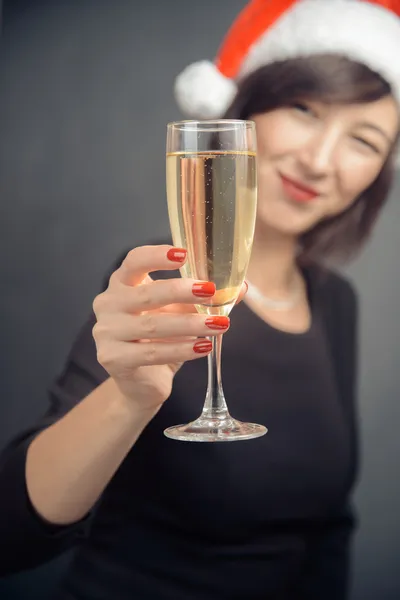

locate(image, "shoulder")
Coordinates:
306 263 358 315
307 266 359 396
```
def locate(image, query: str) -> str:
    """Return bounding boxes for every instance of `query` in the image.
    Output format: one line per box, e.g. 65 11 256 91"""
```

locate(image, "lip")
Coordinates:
279 173 320 203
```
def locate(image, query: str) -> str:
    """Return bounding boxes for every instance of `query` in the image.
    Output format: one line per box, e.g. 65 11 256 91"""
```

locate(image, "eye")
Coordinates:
292 102 315 116
352 136 380 154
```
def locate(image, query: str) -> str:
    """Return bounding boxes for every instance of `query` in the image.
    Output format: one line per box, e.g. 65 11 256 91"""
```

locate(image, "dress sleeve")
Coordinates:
0 241 174 575
0 312 109 576
0 248 131 576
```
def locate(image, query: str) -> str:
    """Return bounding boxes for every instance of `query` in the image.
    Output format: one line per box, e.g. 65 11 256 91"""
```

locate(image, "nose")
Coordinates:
297 127 339 177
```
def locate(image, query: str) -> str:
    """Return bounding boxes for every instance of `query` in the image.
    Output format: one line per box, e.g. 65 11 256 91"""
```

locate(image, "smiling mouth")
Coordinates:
279 173 320 203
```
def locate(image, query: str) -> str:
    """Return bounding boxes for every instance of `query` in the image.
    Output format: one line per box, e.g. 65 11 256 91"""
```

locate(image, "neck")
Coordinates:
246 224 299 295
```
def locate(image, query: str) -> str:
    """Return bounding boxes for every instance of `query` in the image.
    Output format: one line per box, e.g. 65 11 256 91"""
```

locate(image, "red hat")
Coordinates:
174 0 400 119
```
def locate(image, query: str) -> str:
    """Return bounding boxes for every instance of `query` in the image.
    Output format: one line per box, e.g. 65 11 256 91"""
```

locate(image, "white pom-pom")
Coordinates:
174 60 237 119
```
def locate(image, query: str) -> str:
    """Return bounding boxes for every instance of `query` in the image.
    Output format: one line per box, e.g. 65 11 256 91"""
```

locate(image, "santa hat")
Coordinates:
174 0 400 119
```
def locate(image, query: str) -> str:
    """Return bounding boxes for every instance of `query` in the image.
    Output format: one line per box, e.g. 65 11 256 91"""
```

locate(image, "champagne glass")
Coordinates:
164 120 267 442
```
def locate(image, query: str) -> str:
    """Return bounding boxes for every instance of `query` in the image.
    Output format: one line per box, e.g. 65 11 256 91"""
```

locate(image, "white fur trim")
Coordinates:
240 0 400 106
174 60 237 119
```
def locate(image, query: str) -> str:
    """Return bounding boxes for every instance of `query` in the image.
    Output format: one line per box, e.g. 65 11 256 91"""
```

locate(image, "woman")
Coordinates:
1 1 400 599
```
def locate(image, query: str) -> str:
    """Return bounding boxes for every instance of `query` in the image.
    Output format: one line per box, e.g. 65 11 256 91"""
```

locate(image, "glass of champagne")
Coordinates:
164 120 267 442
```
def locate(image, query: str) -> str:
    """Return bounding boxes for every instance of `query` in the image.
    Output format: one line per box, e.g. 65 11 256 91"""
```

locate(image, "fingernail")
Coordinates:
193 340 213 354
167 248 187 263
244 281 248 294
205 316 230 330
192 282 216 297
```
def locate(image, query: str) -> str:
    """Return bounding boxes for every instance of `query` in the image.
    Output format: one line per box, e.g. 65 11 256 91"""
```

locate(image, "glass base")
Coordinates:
164 415 267 442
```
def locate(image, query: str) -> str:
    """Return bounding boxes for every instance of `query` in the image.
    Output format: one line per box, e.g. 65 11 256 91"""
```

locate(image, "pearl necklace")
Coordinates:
246 279 301 312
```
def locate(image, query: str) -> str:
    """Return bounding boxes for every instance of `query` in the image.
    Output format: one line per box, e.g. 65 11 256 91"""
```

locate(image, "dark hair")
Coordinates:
224 55 399 264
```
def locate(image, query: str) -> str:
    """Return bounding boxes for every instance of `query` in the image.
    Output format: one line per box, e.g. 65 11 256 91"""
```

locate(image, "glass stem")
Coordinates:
201 334 230 420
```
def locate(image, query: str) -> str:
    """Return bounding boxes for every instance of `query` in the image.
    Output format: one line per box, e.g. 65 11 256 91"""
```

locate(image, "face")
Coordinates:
252 96 399 236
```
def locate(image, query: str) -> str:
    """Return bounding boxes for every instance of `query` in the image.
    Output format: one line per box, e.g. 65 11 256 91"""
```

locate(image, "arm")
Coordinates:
0 316 154 575
0 315 105 574
0 245 224 575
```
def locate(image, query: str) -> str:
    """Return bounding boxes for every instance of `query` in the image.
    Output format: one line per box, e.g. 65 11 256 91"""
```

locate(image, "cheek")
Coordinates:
256 113 311 157
256 157 279 205
335 161 382 209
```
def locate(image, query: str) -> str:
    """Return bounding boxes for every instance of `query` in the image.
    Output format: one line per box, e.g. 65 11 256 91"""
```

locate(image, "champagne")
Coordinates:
164 122 267 441
167 151 257 316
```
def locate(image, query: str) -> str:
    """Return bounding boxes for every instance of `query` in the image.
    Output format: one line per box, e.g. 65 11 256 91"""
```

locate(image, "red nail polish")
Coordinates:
192 282 216 297
244 281 248 294
193 340 213 354
167 248 187 263
205 316 230 330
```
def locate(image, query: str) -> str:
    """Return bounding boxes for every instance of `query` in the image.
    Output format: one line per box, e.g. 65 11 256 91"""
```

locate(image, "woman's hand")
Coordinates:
23 244 246 528
92 245 245 413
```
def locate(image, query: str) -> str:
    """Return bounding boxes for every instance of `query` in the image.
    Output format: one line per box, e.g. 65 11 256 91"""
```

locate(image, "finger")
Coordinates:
235 281 248 305
111 245 187 288
94 278 216 316
93 313 230 342
162 280 248 315
97 338 213 374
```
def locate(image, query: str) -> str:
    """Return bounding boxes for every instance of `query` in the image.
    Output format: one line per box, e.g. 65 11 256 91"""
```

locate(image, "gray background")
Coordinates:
0 1 399 598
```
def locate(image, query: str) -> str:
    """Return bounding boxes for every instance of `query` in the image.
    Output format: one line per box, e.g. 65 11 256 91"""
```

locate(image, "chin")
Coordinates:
257 203 320 237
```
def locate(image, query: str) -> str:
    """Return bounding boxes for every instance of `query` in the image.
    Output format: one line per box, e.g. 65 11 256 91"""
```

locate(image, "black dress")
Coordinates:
0 259 358 600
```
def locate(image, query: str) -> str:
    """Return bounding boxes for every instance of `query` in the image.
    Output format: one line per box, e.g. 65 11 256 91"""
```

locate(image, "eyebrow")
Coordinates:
356 122 393 144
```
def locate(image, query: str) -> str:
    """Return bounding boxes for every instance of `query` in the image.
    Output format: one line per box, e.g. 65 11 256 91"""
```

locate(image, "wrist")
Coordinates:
103 378 160 429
